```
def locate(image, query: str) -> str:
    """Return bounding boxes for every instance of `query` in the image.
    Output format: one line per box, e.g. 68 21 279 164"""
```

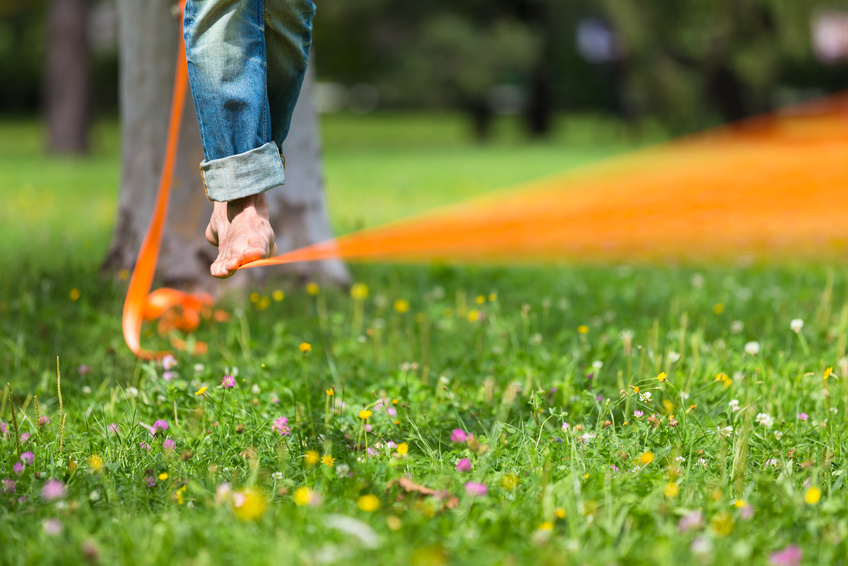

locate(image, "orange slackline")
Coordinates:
123 5 848 359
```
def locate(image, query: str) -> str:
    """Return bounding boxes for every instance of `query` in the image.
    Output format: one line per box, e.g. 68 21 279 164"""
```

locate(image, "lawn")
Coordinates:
0 113 843 565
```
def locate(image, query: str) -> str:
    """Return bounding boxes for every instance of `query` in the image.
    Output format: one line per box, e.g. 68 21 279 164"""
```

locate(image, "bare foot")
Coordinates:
205 194 278 278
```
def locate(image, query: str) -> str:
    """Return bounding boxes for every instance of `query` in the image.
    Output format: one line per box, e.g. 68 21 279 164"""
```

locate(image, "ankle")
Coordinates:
226 194 261 222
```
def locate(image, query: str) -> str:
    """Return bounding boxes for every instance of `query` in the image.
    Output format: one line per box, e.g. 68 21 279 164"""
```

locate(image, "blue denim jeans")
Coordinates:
183 0 316 202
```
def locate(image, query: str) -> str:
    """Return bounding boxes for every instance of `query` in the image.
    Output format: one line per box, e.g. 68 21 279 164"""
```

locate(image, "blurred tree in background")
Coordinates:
2 0 848 142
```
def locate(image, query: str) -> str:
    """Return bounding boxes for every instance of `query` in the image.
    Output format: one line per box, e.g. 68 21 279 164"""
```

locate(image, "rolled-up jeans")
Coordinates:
183 0 315 202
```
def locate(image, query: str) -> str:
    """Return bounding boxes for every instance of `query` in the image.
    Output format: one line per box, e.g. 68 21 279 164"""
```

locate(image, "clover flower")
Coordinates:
464 482 488 497
678 510 703 533
272 417 291 436
221 375 235 388
456 458 472 473
755 413 774 427
744 341 760 356
797 412 809 421
163 439 176 451
162 354 177 370
42 518 63 536
790 319 804 333
42 479 67 501
20 452 34 466
769 545 802 566
634 410 644 418
108 423 120 434
450 429 467 443
13 463 23 475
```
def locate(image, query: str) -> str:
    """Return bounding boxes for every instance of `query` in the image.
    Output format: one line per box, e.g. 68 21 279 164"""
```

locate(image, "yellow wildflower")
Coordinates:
306 282 319 295
70 288 81 301
397 442 408 455
488 293 497 302
394 299 410 313
321 455 335 467
476 295 486 304
195 386 207 396
350 283 369 301
664 483 680 498
249 292 260 303
293 486 315 506
733 499 748 508
392 399 398 405
118 269 129 281
158 472 168 481
657 372 667 382
232 487 266 520
639 452 654 465
299 342 312 353
501 473 519 490
539 521 554 531
577 325 589 334
89 454 104 473
272 290 285 301
554 508 566 519
467 309 480 322
175 485 187 505
304 451 320 466
805 487 822 505
710 511 734 536
713 303 724 314
358 494 380 512
386 516 402 530
824 367 833 380
359 410 373 420
326 388 334 396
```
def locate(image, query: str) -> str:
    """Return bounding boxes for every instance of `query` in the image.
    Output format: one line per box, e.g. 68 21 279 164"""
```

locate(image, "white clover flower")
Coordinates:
336 463 351 477
251 384 261 395
690 273 705 288
640 391 652 403
697 458 708 468
126 387 139 398
271 472 283 480
675 456 685 463
730 320 744 334
728 399 740 412
89 491 100 502
755 412 774 427
82 386 92 395
744 341 760 356
580 433 595 443
667 351 681 363
774 431 783 440
194 363 205 373
591 360 603 369
790 319 804 333
718 425 734 438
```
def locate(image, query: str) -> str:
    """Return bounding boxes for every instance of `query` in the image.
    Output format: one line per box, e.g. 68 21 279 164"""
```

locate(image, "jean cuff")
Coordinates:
200 142 285 202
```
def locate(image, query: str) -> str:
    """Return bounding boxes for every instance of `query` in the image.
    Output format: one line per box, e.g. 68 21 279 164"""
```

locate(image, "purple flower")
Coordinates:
222 375 235 389
464 481 488 497
38 416 50 426
386 441 397 450
13 463 23 475
162 354 177 370
42 518 63 536
387 407 398 417
2 479 16 494
769 545 802 566
595 394 604 403
146 476 156 487
677 510 703 533
78 364 91 376
108 423 120 434
365 424 372 433
20 433 31 443
140 443 151 451
163 371 175 382
450 429 467 443
610 464 619 472
634 410 644 418
0 422 6 435
149 420 168 437
41 479 67 501
740 504 755 520
163 439 176 451
797 413 808 421
272 417 291 436
586 373 594 381
456 458 472 473
20 451 34 466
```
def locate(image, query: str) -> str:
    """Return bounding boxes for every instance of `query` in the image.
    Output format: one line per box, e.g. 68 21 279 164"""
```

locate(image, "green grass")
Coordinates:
1 114 843 565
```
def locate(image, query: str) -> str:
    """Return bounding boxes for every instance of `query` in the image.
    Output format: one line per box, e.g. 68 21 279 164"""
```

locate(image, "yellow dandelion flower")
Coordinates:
359 410 373 420
118 268 129 281
396 442 408 455
350 283 369 301
394 299 410 313
722 375 732 388
710 511 734 536
306 282 319 295
273 289 285 301
657 372 667 382
488 293 497 302
539 521 554 531
805 486 822 505
386 516 402 530
824 367 833 380
577 325 589 334
293 486 315 506
639 452 654 465
664 483 680 498
304 451 320 466
70 288 81 301
158 472 168 481
89 454 104 473
713 303 724 314
467 309 480 322
249 292 260 303
662 399 674 414
358 494 380 512
715 372 728 382
257 296 271 310
68 459 77 471
631 386 640 393
299 342 312 353
393 420 400 426
501 473 519 490
554 508 566 519
231 487 266 520
326 388 334 396
321 455 335 467
476 295 486 304
195 386 207 396
733 499 748 508
175 485 187 505
392 399 398 405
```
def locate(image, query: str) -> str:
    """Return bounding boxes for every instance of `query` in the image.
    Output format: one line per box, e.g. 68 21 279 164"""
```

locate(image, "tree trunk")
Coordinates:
104 0 348 293
45 0 91 154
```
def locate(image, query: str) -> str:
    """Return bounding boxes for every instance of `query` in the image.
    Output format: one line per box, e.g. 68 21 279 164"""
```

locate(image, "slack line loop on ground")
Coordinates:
123 2 848 358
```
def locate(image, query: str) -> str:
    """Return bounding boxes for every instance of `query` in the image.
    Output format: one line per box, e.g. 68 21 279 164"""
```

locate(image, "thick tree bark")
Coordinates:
45 0 91 154
104 0 348 292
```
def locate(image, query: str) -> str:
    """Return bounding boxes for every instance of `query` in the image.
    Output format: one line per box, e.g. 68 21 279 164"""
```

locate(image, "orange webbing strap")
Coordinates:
122 1 199 360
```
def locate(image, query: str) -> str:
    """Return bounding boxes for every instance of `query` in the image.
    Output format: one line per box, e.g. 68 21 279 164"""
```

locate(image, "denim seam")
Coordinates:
200 141 285 202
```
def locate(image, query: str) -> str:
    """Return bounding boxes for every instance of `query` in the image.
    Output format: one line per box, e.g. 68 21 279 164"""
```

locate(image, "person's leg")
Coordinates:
263 0 316 149
183 0 282 278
